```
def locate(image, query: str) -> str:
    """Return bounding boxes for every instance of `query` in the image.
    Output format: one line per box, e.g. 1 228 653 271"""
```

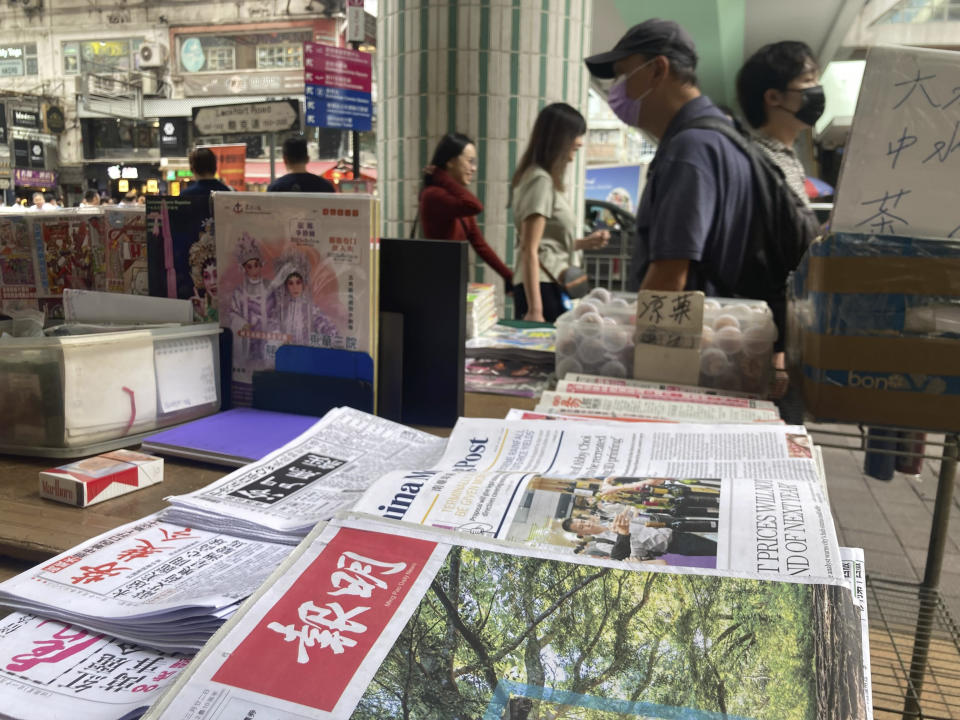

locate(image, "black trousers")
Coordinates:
513 282 566 322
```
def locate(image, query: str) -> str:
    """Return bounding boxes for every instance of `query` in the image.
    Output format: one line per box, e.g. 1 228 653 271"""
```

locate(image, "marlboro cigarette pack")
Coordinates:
39 449 164 507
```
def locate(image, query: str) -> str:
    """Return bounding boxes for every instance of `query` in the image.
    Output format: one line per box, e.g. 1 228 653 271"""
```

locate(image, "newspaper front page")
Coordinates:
0 515 292 652
842 547 874 720
555 379 779 410
352 464 842 580
163 407 446 542
436 418 820 480
143 518 867 720
0 612 191 720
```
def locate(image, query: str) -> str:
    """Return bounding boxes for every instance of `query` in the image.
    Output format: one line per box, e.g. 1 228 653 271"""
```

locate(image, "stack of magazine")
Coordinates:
0 401 873 720
466 282 498 338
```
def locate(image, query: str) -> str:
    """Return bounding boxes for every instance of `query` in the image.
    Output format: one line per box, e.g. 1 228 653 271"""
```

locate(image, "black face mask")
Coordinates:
793 85 826 126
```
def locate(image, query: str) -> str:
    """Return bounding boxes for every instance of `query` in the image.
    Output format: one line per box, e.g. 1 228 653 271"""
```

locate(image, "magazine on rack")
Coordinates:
101 207 147 295
0 214 37 314
142 517 867 720
537 391 782 423
212 192 378 406
162 407 446 544
0 612 191 720
0 514 293 653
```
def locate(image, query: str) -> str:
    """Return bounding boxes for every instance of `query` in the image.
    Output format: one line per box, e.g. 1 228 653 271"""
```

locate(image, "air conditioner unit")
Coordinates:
138 43 168 69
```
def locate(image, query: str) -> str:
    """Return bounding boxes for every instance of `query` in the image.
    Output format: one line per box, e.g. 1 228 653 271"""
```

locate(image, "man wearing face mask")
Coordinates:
585 19 754 294
736 41 825 217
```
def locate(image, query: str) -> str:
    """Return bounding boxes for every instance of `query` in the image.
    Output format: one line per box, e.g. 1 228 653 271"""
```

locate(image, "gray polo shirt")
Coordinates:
630 95 754 294
512 166 582 283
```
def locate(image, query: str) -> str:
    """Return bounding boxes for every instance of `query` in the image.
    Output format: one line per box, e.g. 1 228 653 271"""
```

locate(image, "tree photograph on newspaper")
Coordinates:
352 547 865 720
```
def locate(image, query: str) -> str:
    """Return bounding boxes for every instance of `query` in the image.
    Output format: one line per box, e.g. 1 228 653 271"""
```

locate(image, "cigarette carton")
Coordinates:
39 449 164 507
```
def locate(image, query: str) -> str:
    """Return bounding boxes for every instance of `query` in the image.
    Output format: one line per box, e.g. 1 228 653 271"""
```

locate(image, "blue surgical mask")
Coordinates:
607 59 655 127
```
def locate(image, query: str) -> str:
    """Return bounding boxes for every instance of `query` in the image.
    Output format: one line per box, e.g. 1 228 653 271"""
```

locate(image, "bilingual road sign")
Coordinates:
192 100 300 136
303 43 373 132
305 85 372 132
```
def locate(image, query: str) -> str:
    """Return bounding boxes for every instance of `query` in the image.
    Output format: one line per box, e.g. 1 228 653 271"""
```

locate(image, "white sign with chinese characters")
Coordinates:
833 45 960 240
633 289 704 384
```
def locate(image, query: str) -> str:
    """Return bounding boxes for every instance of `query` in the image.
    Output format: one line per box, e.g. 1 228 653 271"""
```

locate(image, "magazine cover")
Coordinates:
145 195 217 321
28 211 104 322
144 519 867 720
213 192 376 405
0 214 37 312
102 206 148 295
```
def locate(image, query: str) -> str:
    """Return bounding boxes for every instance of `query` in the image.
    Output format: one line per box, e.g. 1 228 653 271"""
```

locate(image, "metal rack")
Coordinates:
808 424 960 719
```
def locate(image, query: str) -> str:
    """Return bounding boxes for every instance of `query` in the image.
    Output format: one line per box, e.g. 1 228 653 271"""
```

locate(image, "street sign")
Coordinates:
303 43 373 132
192 100 300 136
347 0 365 44
305 85 372 132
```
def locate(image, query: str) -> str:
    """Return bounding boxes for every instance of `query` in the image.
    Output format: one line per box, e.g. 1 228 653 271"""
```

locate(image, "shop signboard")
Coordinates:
192 100 300 136
13 169 57 187
12 139 28 168
159 117 188 157
199 143 246 191
346 0 365 43
0 102 6 145
181 71 304 98
29 141 43 169
12 109 39 129
303 43 372 132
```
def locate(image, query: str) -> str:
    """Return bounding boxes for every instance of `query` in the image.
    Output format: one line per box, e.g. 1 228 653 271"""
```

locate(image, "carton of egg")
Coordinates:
555 289 637 379
699 299 777 395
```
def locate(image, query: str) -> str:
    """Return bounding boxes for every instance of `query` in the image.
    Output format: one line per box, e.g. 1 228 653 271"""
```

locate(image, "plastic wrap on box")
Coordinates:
787 232 960 429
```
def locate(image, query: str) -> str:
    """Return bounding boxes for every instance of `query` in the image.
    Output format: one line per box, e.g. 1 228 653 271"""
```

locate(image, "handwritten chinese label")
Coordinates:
635 289 703 349
833 46 960 239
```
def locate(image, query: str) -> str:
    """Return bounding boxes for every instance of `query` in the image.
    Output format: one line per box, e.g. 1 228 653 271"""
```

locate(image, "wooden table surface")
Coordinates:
0 393 537 566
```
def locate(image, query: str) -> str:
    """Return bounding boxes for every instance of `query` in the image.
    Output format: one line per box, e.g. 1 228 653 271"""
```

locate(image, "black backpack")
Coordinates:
664 115 818 342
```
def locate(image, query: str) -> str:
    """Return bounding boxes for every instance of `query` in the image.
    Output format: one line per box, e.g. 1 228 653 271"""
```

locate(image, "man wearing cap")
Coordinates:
585 19 753 294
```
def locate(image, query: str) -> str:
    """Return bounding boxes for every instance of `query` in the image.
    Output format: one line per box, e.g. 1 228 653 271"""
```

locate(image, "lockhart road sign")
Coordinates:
192 99 300 136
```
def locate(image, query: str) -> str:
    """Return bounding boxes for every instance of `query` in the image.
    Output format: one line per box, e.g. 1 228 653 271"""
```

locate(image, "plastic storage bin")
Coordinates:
555 293 637 379
0 323 221 457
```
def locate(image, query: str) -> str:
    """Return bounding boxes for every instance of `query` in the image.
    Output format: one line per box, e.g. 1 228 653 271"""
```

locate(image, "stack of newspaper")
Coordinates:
466 282 498 338
162 407 447 544
536 373 783 423
0 515 293 653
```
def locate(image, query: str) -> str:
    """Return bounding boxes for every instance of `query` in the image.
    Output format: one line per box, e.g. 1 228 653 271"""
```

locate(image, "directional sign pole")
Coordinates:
351 41 361 181
270 132 277 182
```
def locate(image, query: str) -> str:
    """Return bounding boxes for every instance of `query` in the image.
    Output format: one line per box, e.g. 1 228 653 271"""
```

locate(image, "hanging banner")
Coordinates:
200 143 247 191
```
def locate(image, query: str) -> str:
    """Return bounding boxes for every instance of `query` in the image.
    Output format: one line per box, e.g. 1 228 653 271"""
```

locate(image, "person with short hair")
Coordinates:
80 189 100 208
117 190 138 207
419 133 513 290
736 41 825 211
511 103 609 322
267 137 336 193
182 148 232 197
585 19 753 294
27 192 45 211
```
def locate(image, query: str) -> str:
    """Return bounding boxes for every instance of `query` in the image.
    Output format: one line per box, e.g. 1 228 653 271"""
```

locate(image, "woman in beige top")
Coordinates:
511 102 609 322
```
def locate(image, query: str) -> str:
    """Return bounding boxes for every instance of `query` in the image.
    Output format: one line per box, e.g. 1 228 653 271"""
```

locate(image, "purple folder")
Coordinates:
140 408 321 467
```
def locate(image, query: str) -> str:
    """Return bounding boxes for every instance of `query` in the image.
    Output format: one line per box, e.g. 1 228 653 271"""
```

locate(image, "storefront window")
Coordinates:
177 30 311 73
0 43 38 77
81 118 159 160
62 39 142 76
256 44 303 69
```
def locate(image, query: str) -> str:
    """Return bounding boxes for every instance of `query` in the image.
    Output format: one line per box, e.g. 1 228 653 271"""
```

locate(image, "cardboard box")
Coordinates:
39 449 164 507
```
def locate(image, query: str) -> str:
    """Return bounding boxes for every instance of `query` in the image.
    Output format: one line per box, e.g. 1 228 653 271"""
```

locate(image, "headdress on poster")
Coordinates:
236 232 260 265
269 247 311 296
188 220 216 289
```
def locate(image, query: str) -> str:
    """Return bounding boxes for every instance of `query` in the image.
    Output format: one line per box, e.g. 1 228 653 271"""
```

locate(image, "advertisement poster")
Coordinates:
102 206 148 295
146 195 217 322
585 164 645 214
202 144 246 192
213 192 375 405
0 214 37 311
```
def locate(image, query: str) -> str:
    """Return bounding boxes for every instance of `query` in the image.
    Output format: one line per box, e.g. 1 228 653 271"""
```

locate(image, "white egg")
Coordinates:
601 327 631 353
713 314 740 331
699 347 729 376
743 324 777 356
700 326 715 349
577 337 608 365
556 356 583 379
587 287 612 305
607 297 630 310
599 359 627 378
555 335 578 359
575 312 604 338
715 326 743 354
573 300 601 318
703 299 722 310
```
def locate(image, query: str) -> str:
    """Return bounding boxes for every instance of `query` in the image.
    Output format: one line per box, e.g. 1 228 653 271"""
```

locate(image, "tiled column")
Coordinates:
377 0 593 289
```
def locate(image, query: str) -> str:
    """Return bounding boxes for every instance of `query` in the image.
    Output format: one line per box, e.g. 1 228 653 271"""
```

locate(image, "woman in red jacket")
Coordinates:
419 133 513 290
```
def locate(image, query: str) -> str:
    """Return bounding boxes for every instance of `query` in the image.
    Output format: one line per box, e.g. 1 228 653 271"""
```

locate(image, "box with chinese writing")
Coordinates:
39 448 164 507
